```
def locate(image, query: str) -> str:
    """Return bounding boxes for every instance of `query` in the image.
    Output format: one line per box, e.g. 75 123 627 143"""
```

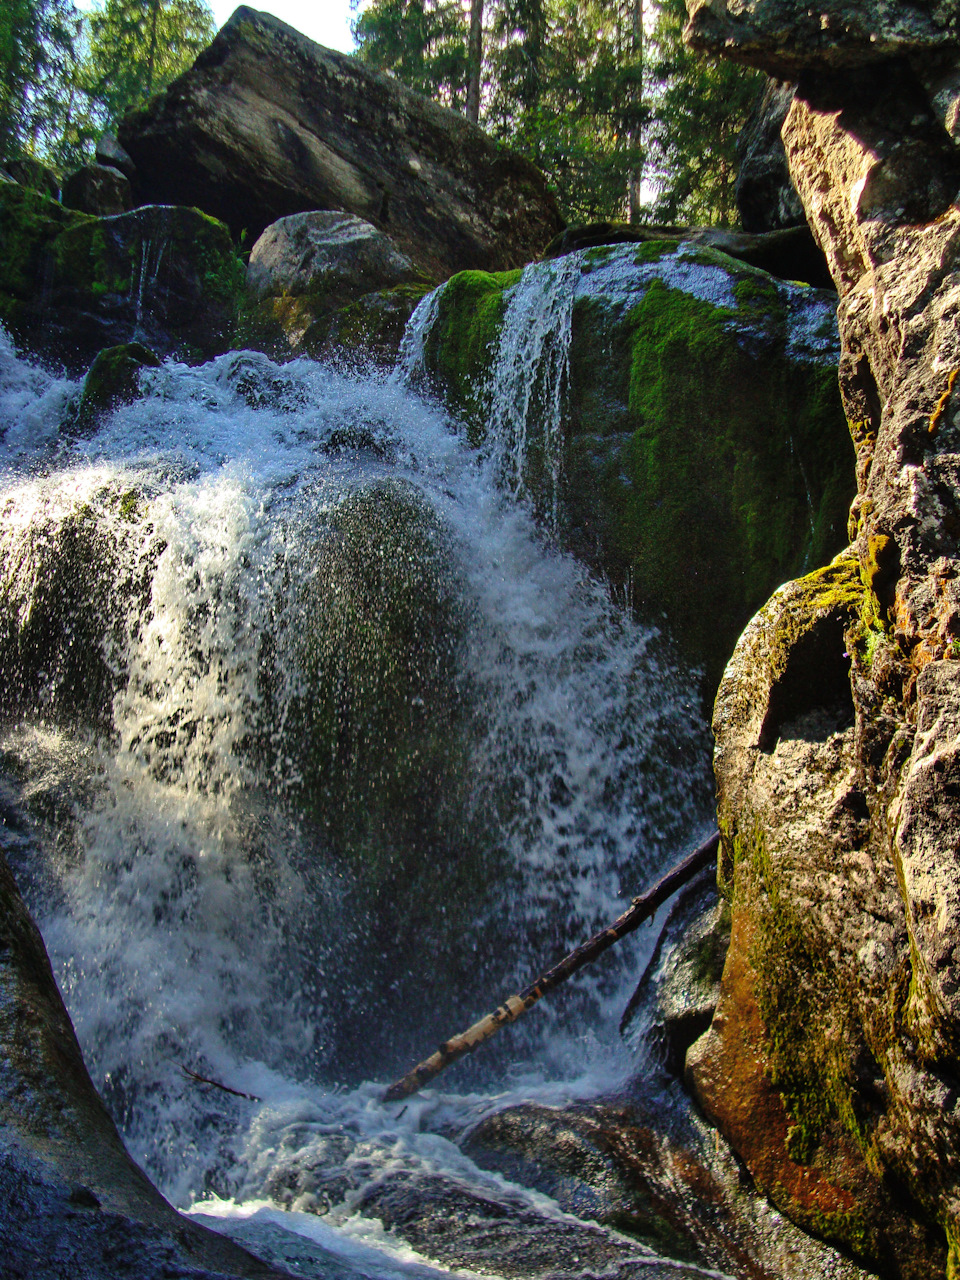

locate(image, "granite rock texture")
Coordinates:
684 0 960 1274
119 7 562 282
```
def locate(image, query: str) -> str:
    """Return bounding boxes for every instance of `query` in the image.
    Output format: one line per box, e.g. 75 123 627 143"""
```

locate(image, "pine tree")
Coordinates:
83 0 214 129
646 0 762 225
353 0 469 109
0 0 86 166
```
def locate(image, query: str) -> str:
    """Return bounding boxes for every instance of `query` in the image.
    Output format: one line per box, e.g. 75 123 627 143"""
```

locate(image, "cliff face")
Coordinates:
683 2 960 1276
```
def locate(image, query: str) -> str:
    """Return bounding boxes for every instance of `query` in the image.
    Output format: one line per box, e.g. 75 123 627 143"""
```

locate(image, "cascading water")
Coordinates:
0 306 715 1278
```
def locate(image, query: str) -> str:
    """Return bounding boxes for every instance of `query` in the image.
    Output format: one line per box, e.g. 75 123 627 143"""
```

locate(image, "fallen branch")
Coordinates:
181 1064 261 1102
382 829 720 1103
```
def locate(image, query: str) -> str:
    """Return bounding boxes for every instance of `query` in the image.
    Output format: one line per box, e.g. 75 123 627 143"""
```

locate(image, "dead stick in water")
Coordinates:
181 1064 261 1102
382 829 720 1103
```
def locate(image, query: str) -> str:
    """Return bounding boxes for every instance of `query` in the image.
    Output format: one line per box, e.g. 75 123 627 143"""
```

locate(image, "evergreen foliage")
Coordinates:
646 0 762 225
353 0 763 226
0 0 90 170
0 0 214 176
83 0 214 130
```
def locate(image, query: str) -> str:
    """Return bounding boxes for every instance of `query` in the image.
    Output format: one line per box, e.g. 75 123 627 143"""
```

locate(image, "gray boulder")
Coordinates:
118 7 563 282
247 211 422 302
62 163 133 216
95 132 136 181
245 210 427 358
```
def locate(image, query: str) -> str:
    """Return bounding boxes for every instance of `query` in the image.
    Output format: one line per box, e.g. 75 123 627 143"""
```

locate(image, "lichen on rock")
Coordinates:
681 0 960 1272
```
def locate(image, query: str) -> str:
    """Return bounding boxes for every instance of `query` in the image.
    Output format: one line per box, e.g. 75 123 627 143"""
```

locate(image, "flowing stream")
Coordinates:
0 286 715 1280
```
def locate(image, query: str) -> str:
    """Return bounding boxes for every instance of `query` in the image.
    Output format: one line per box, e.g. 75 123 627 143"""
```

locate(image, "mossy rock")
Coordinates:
0 184 91 321
419 267 523 440
67 342 162 438
415 243 854 696
0 186 244 369
0 483 152 728
306 282 434 367
702 554 947 1276
264 479 507 1076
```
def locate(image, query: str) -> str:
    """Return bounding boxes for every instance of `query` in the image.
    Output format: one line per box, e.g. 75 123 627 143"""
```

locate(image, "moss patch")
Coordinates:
566 276 852 692
420 268 522 440
0 184 91 325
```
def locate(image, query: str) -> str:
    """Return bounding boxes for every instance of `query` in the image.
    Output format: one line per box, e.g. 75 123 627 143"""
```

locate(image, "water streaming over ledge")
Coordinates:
0 318 714 1276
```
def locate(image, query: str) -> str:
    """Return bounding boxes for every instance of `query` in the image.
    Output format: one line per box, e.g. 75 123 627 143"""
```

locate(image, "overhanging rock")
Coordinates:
119 7 564 283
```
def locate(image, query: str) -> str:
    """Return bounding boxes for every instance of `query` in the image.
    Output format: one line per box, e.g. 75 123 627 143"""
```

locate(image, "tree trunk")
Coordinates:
628 0 644 223
383 829 720 1102
466 0 484 123
145 0 161 100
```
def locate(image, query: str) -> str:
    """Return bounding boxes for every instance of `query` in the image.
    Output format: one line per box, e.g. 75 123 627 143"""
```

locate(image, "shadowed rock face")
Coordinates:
0 851 287 1280
685 0 960 79
118 7 563 283
684 0 960 1275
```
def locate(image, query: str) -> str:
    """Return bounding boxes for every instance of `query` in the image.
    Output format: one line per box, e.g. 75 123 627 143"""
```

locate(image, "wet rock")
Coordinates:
0 851 287 1279
462 1089 880 1280
305 283 433 368
414 241 852 696
68 341 162 437
544 220 832 290
0 186 244 369
682 0 960 1271
354 1168 716 1280
734 79 805 232
620 870 730 1076
95 133 136 182
119 7 563 282
61 163 133 217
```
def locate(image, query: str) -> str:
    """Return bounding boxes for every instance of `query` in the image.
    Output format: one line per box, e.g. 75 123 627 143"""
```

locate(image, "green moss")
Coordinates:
632 240 679 266
308 282 433 362
70 342 162 437
0 184 91 321
564 275 853 692
734 821 877 1239
420 268 523 440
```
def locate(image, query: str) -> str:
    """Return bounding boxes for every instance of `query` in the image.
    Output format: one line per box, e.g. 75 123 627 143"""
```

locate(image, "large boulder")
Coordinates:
0 185 244 369
61 162 133 217
0 851 286 1279
118 7 563 283
685 0 960 79
244 210 428 357
410 240 852 696
682 0 960 1274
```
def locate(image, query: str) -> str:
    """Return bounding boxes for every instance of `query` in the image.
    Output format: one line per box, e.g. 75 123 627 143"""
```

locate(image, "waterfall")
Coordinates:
0 325 713 1272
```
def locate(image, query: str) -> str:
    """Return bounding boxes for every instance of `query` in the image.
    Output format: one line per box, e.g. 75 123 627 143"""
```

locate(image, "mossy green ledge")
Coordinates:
0 183 244 370
413 241 853 697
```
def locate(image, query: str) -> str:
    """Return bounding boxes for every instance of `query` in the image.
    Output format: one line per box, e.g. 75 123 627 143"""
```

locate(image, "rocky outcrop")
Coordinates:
118 7 563 283
244 210 428 359
62 162 133 216
543 220 833 289
0 185 244 369
734 79 804 232
682 0 960 1274
0 851 287 1279
411 241 852 694
685 0 960 79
